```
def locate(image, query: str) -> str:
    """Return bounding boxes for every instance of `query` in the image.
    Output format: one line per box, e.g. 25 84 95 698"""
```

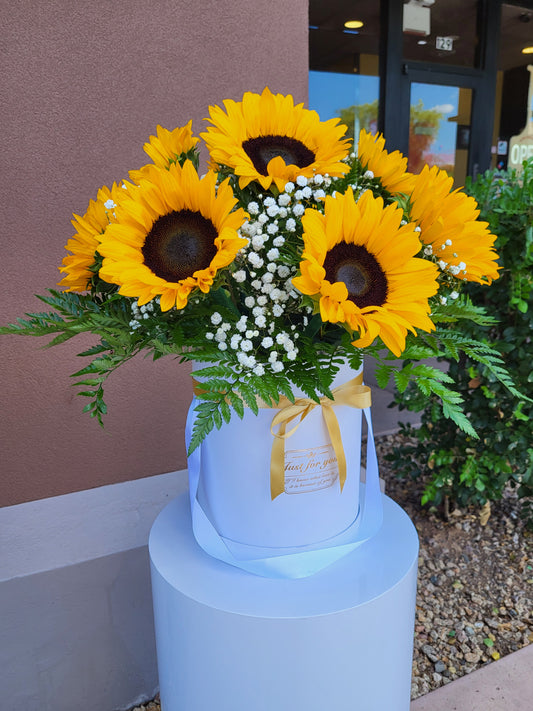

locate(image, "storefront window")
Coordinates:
494 3 533 169
402 0 480 68
308 1 380 141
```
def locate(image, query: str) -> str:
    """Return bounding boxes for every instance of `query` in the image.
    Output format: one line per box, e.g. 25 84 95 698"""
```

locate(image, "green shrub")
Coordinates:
390 159 533 526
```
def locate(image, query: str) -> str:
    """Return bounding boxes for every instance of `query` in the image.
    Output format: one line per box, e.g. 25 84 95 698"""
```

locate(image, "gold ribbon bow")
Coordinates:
269 374 371 500
192 372 371 501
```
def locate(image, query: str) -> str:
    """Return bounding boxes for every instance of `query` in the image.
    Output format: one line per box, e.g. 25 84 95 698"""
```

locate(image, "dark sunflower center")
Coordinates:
242 135 315 176
323 242 388 309
142 210 218 282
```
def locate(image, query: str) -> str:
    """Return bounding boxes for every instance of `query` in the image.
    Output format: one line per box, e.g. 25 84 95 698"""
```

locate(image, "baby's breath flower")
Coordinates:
262 336 274 348
247 201 259 215
244 296 255 308
284 181 295 193
278 193 291 207
296 175 308 187
248 252 263 268
210 312 222 325
252 235 266 250
233 270 246 283
292 204 304 217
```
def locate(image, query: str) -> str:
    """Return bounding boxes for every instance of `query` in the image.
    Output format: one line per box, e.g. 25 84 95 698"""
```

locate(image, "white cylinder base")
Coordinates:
149 492 418 711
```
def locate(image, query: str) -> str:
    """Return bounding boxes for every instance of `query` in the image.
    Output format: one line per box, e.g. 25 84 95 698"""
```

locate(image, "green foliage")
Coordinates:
390 159 533 526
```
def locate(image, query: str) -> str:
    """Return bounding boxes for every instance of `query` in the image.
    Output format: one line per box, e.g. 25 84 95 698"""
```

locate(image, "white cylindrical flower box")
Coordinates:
194 362 364 550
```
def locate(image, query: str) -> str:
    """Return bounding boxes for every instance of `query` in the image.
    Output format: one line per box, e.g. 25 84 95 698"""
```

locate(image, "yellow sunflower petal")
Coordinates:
201 87 351 192
293 188 438 354
357 129 416 195
409 165 500 284
58 182 125 292
97 161 247 310
142 121 199 169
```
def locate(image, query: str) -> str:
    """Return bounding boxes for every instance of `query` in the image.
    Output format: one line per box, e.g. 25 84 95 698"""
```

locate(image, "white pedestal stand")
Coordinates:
149 492 418 711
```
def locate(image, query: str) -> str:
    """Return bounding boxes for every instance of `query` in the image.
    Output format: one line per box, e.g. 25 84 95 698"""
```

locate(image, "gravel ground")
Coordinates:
130 433 532 710
377 434 533 699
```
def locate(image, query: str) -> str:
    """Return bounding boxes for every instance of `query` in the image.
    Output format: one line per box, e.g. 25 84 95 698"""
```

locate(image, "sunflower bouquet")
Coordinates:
1 88 517 452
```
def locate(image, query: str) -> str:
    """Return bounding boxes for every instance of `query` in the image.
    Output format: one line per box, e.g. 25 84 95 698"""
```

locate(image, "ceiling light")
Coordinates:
522 46 533 54
344 20 364 29
417 39 428 45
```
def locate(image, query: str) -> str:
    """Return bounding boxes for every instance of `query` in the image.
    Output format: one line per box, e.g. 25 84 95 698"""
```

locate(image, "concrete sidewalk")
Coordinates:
410 643 533 710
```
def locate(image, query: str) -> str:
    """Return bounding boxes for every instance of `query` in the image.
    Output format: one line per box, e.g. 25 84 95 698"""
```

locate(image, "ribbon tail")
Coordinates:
321 404 347 491
270 422 287 500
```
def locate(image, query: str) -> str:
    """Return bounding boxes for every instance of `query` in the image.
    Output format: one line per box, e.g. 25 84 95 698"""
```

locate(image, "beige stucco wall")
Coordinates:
1 0 309 506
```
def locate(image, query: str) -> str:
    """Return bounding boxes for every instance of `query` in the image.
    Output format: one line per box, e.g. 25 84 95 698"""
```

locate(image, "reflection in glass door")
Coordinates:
408 82 472 188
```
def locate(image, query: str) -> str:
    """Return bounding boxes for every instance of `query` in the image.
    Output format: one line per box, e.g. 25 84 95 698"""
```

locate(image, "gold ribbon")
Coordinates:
269 374 371 499
192 372 371 501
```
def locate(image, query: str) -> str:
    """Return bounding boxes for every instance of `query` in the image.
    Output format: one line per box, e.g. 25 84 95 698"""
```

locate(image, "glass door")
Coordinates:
408 82 473 187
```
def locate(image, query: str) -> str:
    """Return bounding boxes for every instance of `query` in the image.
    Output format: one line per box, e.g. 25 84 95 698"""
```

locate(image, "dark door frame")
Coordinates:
378 0 502 178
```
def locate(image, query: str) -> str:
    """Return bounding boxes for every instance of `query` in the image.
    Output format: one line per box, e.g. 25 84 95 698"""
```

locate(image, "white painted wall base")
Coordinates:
0 469 188 711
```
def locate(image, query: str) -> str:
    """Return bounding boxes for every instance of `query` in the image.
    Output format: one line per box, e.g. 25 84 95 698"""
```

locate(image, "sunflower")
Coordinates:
357 129 416 195
128 122 200 185
409 165 500 284
201 87 351 191
97 160 247 311
58 183 122 292
292 189 439 356
143 121 199 168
